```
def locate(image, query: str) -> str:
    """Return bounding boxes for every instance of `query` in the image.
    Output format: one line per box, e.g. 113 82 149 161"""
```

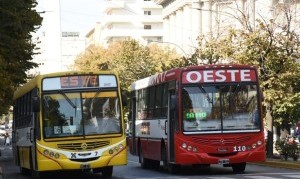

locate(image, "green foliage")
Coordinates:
0 0 42 113
189 34 235 65
74 39 182 92
275 139 300 161
73 39 183 122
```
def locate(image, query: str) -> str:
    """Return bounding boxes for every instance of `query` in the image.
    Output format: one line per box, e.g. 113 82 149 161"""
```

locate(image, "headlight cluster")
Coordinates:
43 149 60 159
108 144 124 155
182 143 198 153
252 140 263 149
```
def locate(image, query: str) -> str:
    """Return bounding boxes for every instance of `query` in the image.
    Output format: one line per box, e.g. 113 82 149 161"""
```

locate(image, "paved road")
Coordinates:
1 143 300 179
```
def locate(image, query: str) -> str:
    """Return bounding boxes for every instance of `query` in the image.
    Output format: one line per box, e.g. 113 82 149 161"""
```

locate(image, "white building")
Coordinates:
87 0 163 47
154 0 300 56
30 0 62 75
61 32 86 71
30 31 85 75
30 0 88 75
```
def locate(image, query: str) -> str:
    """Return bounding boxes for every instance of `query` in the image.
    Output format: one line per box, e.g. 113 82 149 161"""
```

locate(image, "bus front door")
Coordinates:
168 91 177 163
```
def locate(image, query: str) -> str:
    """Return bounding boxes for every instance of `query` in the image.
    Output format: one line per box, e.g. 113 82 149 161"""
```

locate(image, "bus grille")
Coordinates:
191 136 251 146
57 141 110 151
70 157 100 162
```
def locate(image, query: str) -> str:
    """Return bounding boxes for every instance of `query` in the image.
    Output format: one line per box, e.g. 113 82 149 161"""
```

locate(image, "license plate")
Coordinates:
80 164 91 169
218 159 230 165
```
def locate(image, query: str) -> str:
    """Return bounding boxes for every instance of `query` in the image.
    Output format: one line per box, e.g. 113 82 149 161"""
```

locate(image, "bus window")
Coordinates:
182 85 260 132
42 93 83 138
82 91 121 135
221 84 260 130
182 86 221 132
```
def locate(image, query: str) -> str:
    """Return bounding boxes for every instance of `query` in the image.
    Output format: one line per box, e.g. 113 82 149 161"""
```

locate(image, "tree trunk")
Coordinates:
266 103 274 158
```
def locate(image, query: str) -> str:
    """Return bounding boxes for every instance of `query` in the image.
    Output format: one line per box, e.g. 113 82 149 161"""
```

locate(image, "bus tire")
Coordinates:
139 145 150 169
232 162 246 173
167 163 180 174
31 170 44 179
102 166 113 178
150 160 160 170
19 167 31 175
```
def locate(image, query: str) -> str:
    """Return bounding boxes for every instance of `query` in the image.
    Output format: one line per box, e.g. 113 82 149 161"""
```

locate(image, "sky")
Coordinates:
36 0 107 36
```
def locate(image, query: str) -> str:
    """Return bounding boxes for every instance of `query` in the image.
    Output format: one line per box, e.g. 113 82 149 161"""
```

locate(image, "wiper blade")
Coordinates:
200 86 212 103
57 90 76 109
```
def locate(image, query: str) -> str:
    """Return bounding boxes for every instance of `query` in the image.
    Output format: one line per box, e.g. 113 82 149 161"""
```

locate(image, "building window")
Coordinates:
144 11 151 15
144 0 151 1
61 32 79 37
144 25 151 30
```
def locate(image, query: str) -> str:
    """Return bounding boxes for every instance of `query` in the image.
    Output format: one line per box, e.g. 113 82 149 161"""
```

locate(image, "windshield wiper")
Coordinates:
200 86 213 103
57 90 76 109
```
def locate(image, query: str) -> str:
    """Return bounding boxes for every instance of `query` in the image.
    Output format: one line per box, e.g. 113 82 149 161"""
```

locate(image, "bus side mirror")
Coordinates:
170 95 177 111
32 96 40 112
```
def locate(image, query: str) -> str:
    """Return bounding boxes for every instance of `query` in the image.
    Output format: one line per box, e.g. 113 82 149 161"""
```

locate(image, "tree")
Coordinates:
73 39 182 124
73 39 182 91
188 2 300 157
0 0 42 113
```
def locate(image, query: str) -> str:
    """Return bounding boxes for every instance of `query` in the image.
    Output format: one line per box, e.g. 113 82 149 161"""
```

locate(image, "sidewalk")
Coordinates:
251 156 300 170
0 145 13 179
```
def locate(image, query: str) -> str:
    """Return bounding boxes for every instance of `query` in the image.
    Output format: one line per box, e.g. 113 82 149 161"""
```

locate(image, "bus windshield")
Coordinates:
42 91 121 138
182 84 260 133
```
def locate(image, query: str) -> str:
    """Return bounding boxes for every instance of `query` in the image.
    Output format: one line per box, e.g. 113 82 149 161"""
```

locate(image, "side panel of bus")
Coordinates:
13 88 39 174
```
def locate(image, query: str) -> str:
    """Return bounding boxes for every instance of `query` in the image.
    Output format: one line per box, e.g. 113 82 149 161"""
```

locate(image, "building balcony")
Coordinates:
139 15 163 23
102 29 163 39
141 29 164 37
102 29 136 39
104 0 125 12
140 2 163 9
101 15 134 26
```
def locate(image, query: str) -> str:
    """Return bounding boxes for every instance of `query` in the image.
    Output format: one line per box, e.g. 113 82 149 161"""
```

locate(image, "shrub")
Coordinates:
275 139 300 161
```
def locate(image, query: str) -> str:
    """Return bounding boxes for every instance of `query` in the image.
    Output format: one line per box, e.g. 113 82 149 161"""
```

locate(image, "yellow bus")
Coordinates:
12 71 127 179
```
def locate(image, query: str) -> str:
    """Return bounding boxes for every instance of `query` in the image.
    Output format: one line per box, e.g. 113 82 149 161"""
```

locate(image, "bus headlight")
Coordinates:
257 140 262 145
118 144 124 149
182 143 187 149
43 149 49 156
109 149 114 154
54 153 60 159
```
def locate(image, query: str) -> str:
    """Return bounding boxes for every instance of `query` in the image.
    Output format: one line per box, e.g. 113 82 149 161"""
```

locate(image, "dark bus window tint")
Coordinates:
161 83 168 117
154 84 163 117
148 86 155 119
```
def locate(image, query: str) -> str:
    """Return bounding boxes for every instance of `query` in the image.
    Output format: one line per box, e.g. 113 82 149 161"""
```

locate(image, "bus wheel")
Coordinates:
167 163 180 174
32 170 45 179
102 166 113 178
139 146 150 169
232 162 246 173
150 160 160 170
163 161 180 174
20 167 31 175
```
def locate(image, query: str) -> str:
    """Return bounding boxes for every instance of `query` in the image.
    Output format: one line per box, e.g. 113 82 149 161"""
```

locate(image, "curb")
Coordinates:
252 160 300 170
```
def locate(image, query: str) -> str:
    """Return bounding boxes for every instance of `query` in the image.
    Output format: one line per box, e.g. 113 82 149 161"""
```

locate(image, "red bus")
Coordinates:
128 65 265 173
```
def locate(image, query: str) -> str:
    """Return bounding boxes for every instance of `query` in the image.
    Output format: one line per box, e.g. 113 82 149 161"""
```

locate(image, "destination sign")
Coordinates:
60 75 99 88
182 69 257 84
43 75 117 91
